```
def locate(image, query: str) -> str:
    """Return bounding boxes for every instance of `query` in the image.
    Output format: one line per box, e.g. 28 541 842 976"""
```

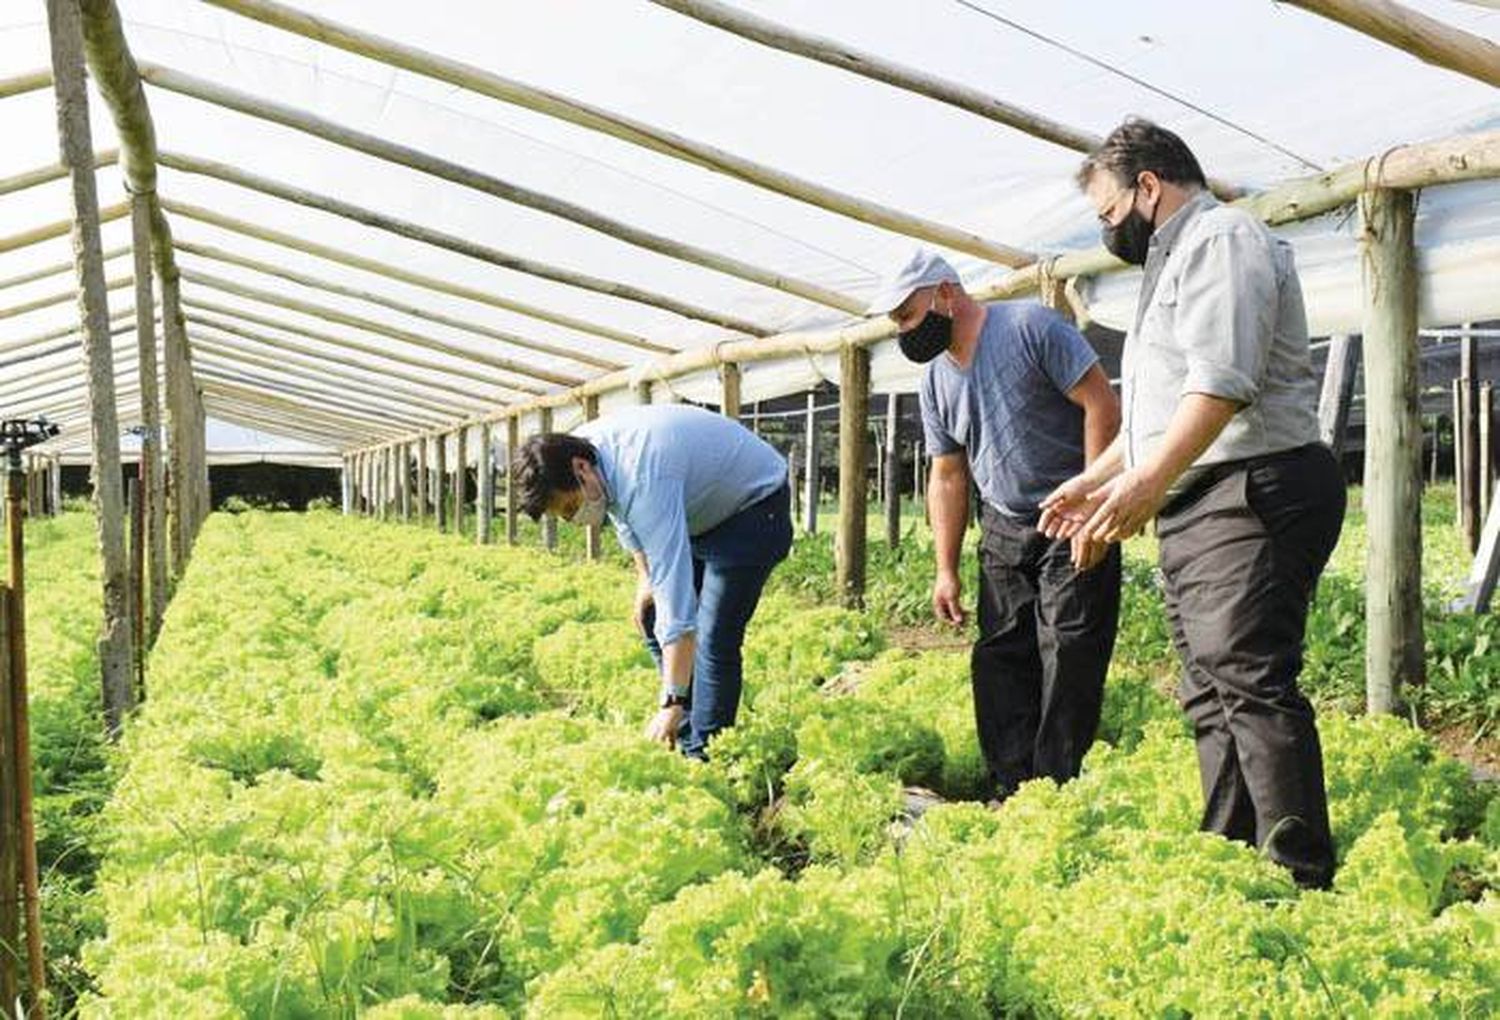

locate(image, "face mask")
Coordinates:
897 291 953 363
572 493 607 529
569 470 607 528
1101 188 1157 266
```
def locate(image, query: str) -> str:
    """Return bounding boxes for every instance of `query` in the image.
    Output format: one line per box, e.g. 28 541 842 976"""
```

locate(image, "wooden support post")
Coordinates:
1454 378 1466 528
415 436 428 524
129 195 166 642
125 476 142 697
1461 329 1481 551
1316 334 1360 461
583 395 601 560
379 446 391 522
1482 382 1494 522
434 433 448 532
803 392 819 535
913 441 924 505
0 586 18 1015
788 442 800 523
539 408 556 551
49 0 133 749
477 422 494 545
836 346 870 607
161 270 192 574
505 416 520 545
453 426 468 537
49 459 62 516
398 442 411 522
885 392 901 548
340 456 352 514
1360 187 1424 715
1460 494 1500 613
721 362 742 420
751 400 761 435
635 379 653 405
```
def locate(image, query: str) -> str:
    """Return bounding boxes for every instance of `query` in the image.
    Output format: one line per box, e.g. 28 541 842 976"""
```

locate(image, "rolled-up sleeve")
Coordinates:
1173 228 1275 407
630 477 697 646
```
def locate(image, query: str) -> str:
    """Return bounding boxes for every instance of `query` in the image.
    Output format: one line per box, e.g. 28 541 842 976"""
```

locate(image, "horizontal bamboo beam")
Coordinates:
200 396 363 446
187 313 499 408
0 310 137 363
0 274 132 321
157 157 741 341
179 268 550 395
200 379 410 440
0 150 119 197
181 297 526 397
161 192 653 359
1284 0 1500 89
0 245 131 291
0 69 51 101
195 363 435 430
141 65 869 314
353 126 1500 452
0 202 130 255
190 338 460 423
175 239 603 378
200 0 1036 267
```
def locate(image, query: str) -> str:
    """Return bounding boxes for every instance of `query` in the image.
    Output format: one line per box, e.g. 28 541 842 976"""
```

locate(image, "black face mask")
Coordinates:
897 293 953 363
1101 190 1158 266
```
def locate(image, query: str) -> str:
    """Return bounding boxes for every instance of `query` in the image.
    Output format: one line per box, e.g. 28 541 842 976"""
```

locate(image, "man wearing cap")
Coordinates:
1040 118 1343 889
870 250 1122 802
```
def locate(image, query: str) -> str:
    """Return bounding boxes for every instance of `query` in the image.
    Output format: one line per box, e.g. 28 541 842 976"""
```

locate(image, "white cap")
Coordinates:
865 249 961 316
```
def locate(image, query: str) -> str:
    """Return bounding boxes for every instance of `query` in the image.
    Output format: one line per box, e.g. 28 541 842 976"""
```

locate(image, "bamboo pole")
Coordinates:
0 316 136 366
434 433 448 532
1316 334 1360 461
196 382 414 446
1360 187 1425 715
340 455 351 514
0 204 131 256
179 269 550 395
50 0 134 751
0 68 52 100
837 347 870 607
505 417 519 546
161 267 193 574
476 423 493 545
193 360 441 431
189 332 477 420
130 195 166 643
1284 0 1500 89
182 302 525 401
721 363 742 420
0 275 133 322
453 427 467 536
0 151 117 201
885 392 901 548
415 436 429 525
1455 379 1466 527
1461 329 1481 552
0 586 18 1015
1481 381 1494 522
0 245 129 292
582 395 601 561
803 392 819 535
188 318 495 411
176 240 598 381
161 193 663 356
539 408 556 551
196 0 1035 267
140 65 869 313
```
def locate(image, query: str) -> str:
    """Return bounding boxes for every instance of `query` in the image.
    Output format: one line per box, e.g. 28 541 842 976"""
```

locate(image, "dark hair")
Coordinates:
511 433 597 521
1076 117 1207 192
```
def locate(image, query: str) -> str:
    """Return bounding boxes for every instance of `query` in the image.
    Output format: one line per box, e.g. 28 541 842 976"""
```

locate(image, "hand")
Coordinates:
632 582 654 637
1038 474 1103 540
644 705 684 749
1079 467 1169 544
932 571 966 628
1070 533 1110 571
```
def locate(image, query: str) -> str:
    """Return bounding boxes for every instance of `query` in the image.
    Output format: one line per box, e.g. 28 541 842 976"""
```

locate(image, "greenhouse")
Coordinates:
0 0 1498 1016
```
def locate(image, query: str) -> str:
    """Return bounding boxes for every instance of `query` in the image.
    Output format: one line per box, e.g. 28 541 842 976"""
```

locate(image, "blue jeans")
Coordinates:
641 484 792 759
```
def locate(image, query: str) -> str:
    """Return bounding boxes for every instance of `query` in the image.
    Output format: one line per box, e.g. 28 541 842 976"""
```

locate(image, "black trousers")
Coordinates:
1157 443 1345 889
973 504 1122 799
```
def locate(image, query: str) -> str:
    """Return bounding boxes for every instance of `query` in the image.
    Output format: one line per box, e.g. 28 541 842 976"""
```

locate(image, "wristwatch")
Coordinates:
659 685 689 710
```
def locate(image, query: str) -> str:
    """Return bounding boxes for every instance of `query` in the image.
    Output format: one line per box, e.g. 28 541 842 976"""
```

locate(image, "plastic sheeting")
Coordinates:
0 0 1497 462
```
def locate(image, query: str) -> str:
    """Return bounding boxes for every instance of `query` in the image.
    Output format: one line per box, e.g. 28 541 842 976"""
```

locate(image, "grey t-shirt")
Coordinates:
920 301 1099 521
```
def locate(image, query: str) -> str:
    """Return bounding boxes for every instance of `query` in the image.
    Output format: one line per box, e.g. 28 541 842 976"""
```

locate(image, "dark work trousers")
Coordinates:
641 484 793 760
972 503 1122 799
1156 443 1345 889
